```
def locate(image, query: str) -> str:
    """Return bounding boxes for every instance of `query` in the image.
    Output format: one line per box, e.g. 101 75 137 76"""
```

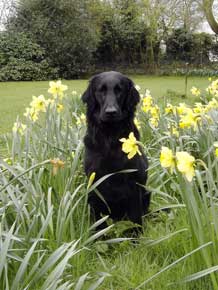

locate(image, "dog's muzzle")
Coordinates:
101 105 121 122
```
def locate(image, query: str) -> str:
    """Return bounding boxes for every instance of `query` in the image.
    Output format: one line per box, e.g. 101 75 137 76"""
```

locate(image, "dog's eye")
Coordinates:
114 85 121 94
99 85 107 93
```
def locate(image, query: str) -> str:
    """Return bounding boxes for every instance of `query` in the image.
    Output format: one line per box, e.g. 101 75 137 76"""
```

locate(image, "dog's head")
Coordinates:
82 71 140 123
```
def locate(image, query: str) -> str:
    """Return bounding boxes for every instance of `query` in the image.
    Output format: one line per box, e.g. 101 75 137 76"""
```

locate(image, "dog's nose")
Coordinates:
105 106 118 116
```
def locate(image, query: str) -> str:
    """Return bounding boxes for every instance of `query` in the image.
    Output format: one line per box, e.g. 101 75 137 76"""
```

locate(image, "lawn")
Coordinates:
1 76 218 289
0 76 209 134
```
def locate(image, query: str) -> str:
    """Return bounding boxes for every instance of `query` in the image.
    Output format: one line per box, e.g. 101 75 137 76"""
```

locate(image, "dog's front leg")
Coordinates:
88 193 109 231
127 191 143 227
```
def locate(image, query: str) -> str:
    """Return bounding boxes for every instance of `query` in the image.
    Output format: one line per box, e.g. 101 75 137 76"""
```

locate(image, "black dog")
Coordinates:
82 71 151 230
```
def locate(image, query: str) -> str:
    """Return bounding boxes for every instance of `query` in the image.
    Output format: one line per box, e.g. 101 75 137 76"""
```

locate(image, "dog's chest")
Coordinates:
99 149 126 171
85 146 131 174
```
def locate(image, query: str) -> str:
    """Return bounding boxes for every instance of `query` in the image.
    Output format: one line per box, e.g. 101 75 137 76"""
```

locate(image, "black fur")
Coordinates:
82 71 151 230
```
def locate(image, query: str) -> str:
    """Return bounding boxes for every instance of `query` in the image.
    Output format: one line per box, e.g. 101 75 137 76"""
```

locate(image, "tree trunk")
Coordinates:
203 0 218 34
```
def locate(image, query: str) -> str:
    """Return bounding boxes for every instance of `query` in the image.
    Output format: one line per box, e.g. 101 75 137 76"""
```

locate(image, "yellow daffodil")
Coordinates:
134 118 141 130
141 92 153 113
150 105 160 118
206 98 218 111
165 103 176 115
206 79 218 97
48 80 68 99
120 132 141 159
24 107 39 122
12 122 26 135
176 151 195 182
160 146 175 173
87 172 96 189
149 106 160 127
50 158 65 176
190 87 201 96
149 117 159 128
47 98 55 107
76 117 81 126
214 142 218 157
57 103 64 113
141 93 159 127
193 102 206 114
30 95 47 112
176 103 189 115
80 113 86 122
76 113 86 126
179 109 200 130
135 85 141 91
173 128 179 137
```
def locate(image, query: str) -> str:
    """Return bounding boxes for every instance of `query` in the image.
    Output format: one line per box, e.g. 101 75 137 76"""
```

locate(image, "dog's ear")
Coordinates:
126 79 140 110
81 76 97 104
81 83 92 104
82 86 88 103
81 76 99 117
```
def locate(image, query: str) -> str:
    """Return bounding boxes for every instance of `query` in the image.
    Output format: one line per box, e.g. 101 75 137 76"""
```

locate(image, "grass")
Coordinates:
0 76 210 134
0 76 218 289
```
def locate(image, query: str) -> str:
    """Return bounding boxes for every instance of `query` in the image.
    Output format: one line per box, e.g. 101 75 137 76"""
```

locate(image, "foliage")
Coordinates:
6 0 99 78
166 29 213 64
95 0 161 68
192 33 213 64
95 0 147 66
2 0 218 78
0 31 57 81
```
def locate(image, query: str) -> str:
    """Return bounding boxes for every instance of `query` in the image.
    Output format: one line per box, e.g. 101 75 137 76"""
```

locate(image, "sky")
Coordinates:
198 22 215 34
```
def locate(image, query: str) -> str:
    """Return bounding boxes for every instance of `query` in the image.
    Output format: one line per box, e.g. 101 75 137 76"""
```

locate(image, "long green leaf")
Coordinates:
75 273 90 290
11 240 38 290
0 223 15 279
29 243 70 286
180 265 218 283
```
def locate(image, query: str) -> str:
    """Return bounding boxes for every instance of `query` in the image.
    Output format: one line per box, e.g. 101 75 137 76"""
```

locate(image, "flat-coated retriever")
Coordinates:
82 71 151 231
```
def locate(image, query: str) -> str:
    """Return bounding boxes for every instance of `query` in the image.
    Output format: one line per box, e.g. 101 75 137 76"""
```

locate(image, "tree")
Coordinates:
202 0 218 34
95 0 149 66
6 0 100 78
166 28 194 62
166 28 212 64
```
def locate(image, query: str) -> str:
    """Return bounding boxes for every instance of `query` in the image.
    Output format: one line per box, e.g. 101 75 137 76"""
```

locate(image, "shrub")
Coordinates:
0 32 58 81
